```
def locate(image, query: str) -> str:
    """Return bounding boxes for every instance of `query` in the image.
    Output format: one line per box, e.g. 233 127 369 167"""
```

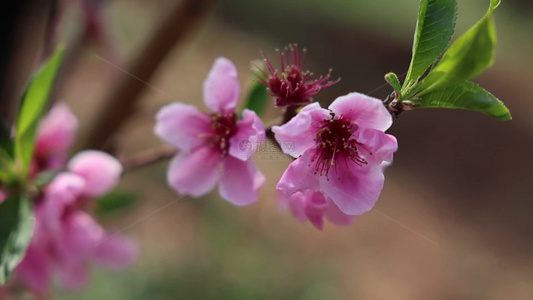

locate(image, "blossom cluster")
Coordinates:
0 46 397 296
154 51 397 230
7 105 136 294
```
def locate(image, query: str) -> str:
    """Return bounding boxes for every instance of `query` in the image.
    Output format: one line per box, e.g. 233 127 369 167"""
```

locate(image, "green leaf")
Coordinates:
15 46 65 175
0 120 14 183
0 196 34 284
95 191 137 217
0 150 14 184
414 0 500 96
403 0 457 89
385 72 402 94
243 81 270 117
416 81 511 120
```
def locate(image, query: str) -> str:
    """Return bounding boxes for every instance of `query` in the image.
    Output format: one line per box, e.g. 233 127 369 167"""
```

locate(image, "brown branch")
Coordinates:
120 145 177 172
81 0 217 152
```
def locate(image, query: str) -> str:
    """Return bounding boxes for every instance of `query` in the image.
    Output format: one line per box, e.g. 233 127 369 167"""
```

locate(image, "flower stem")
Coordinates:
265 106 299 150
282 106 299 124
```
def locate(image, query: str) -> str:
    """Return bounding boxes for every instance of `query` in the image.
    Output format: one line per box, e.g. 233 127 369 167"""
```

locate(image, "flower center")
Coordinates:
209 112 237 156
311 112 368 179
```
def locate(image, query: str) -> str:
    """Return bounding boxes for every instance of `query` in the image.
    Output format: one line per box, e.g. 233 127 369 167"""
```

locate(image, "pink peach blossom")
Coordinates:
34 103 78 171
273 92 397 216
154 57 266 205
280 190 355 230
67 151 122 197
16 151 136 293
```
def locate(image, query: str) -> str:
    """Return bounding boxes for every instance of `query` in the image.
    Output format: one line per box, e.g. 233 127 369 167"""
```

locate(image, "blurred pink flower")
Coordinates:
154 57 266 206
273 92 397 216
16 151 136 293
34 103 78 171
280 190 355 230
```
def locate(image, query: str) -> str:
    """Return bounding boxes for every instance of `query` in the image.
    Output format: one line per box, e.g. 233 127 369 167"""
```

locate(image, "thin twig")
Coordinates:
120 144 177 172
119 85 396 172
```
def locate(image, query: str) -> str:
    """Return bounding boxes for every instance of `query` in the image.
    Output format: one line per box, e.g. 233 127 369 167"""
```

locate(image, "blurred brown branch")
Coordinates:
120 144 177 173
82 0 217 152
50 0 122 105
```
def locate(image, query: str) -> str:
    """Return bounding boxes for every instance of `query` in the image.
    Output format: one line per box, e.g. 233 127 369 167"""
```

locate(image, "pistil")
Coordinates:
311 113 368 179
209 112 237 156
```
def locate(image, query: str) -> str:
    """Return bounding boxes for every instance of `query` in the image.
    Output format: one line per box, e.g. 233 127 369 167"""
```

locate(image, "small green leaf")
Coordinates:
15 46 65 175
0 120 14 182
244 81 270 117
0 196 34 284
414 0 500 96
95 191 137 217
384 72 402 94
415 81 511 120
403 0 457 89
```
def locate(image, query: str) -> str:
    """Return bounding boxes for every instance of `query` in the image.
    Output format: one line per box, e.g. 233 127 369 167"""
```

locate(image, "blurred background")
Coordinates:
2 0 533 299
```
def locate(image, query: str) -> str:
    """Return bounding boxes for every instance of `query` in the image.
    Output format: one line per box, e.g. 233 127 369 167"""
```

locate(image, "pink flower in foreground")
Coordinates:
34 103 78 171
154 57 266 206
255 44 339 107
273 92 398 216
280 190 355 230
16 151 136 293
